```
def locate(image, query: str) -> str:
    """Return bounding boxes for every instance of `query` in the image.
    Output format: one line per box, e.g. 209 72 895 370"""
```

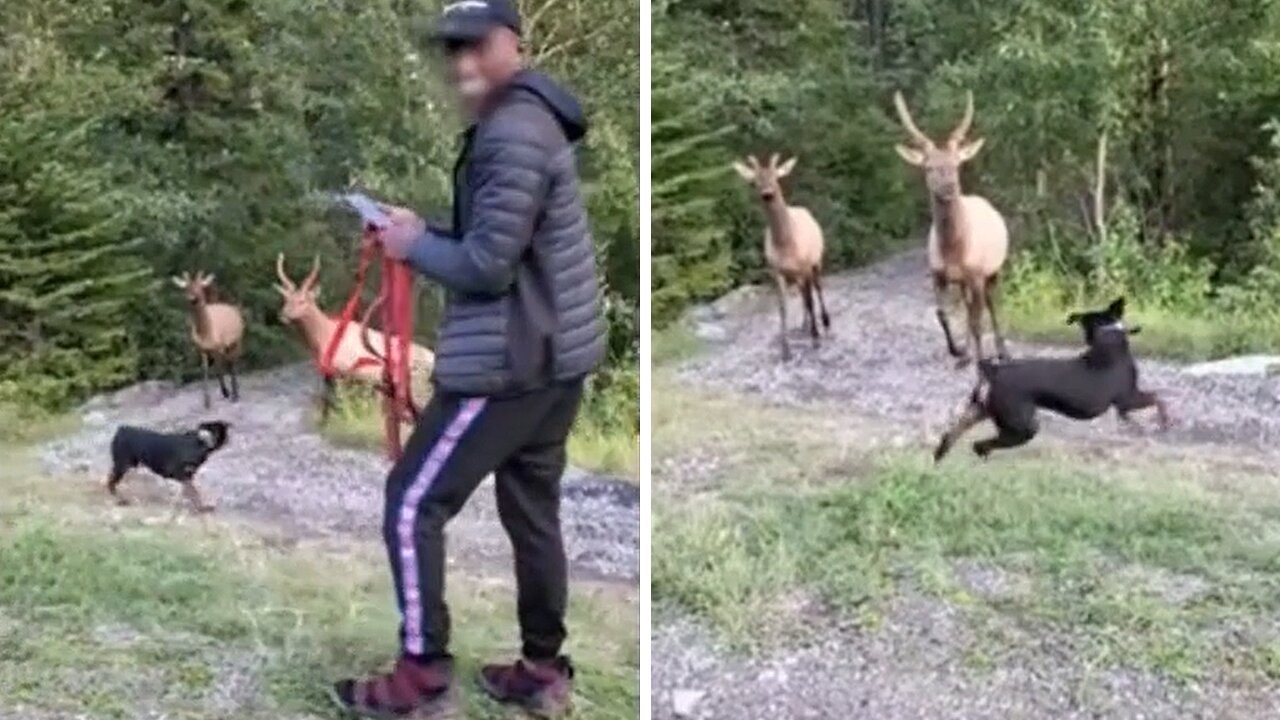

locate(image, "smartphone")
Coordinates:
336 192 392 230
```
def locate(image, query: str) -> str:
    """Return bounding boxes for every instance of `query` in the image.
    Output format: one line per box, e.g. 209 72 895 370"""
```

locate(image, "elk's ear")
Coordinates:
170 276 187 288
732 161 755 181
776 156 798 177
894 144 926 166
1108 296 1126 317
200 274 216 287
957 137 986 162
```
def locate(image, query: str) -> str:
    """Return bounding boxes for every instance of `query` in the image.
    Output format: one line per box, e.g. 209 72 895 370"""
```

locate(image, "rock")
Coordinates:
82 379 177 410
671 689 704 718
1183 355 1280 377
693 322 729 343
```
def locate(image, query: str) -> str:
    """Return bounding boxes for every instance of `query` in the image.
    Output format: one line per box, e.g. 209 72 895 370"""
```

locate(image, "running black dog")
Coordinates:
934 297 1168 461
107 421 230 511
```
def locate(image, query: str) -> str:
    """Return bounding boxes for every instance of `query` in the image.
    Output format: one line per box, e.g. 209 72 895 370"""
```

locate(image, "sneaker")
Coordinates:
330 655 459 719
477 656 574 717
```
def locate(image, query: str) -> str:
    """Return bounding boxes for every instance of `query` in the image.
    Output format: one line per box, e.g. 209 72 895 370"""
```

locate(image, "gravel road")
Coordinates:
656 249 1280 719
39 364 638 583
679 248 1280 455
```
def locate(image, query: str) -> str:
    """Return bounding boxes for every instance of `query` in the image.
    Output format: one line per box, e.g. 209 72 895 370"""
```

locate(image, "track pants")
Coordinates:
382 379 584 662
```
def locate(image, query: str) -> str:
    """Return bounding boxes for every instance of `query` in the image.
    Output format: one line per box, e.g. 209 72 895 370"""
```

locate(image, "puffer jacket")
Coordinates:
406 69 606 396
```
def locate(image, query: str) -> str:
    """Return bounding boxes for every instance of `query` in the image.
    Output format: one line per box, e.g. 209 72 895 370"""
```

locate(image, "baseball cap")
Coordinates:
430 0 522 43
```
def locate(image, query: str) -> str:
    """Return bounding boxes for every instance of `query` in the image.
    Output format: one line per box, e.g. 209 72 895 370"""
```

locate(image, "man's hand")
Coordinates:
377 204 426 261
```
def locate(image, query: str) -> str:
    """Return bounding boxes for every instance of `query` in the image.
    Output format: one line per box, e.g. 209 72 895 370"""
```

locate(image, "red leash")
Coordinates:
319 231 419 460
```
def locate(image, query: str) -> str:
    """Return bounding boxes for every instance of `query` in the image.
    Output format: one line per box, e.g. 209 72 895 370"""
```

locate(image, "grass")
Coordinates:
0 402 79 444
319 381 639 479
0 450 638 719
652 375 1280 683
1002 297 1280 361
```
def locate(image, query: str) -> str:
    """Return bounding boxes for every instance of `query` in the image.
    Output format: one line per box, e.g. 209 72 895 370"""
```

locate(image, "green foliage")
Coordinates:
1 0 637 420
654 0 1280 349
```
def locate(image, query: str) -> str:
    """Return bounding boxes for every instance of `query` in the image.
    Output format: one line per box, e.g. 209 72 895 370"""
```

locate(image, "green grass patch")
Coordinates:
0 511 638 719
1002 289 1280 361
655 450 1280 678
1001 206 1280 361
653 322 704 366
318 380 638 479
0 401 79 444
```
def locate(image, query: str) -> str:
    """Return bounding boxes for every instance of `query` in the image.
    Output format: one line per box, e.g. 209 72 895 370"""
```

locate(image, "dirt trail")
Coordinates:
656 249 1280 719
38 364 639 583
679 248 1280 455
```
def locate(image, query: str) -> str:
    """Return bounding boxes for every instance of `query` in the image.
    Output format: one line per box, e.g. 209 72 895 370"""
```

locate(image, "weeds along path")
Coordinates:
38 364 639 583
679 248 1280 455
655 250 1280 719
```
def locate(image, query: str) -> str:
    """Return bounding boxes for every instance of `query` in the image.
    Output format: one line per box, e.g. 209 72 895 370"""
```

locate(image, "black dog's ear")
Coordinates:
1107 296 1126 317
1065 312 1084 325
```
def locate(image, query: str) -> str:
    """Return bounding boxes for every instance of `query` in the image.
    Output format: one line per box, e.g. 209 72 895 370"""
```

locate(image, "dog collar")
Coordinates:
1097 320 1127 334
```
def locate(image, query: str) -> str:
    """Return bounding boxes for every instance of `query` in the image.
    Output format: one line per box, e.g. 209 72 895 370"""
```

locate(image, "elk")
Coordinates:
893 90 1009 367
171 271 245 409
732 154 830 361
275 254 434 421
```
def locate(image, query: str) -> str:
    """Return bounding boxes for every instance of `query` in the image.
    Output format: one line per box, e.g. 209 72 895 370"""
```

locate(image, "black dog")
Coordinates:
934 297 1168 461
107 421 230 511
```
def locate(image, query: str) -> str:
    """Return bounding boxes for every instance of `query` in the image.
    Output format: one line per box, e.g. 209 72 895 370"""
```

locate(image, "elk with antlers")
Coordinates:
275 254 434 421
172 271 245 409
732 153 830 361
893 90 1010 367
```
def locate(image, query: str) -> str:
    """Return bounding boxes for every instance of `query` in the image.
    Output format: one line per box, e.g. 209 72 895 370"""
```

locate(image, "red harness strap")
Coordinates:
318 232 419 460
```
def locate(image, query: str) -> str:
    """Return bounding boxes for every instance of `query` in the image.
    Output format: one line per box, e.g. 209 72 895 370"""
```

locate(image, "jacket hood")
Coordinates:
507 69 588 142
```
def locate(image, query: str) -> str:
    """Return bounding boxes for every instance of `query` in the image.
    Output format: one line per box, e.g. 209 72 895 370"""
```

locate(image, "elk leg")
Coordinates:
964 280 986 368
228 358 240 402
774 274 791 361
984 274 1010 361
216 358 231 400
812 268 831 332
801 277 819 346
319 376 336 424
934 400 987 462
201 353 212 409
933 272 966 361
1116 389 1170 431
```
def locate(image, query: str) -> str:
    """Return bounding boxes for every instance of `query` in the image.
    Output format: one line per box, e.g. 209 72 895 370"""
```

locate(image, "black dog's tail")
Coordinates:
977 358 1002 382
969 359 1002 406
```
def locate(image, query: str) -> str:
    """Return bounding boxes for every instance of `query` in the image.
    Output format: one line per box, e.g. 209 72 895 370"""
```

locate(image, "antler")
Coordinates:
301 255 321 292
746 154 761 171
276 253 296 292
893 91 934 148
949 90 975 145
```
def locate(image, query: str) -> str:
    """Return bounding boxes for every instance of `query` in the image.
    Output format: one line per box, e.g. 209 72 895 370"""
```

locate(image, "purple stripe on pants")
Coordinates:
397 397 487 655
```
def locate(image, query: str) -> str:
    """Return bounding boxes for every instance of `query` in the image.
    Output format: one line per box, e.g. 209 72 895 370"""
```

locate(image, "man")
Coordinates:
329 1 605 717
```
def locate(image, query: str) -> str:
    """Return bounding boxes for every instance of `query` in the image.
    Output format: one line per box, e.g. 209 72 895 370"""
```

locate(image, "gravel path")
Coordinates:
657 249 1280 719
654 603 1280 720
679 248 1280 455
39 364 638 583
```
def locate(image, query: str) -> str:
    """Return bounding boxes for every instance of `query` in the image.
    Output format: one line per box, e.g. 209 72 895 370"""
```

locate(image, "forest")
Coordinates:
0 0 638 443
654 0 1280 357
